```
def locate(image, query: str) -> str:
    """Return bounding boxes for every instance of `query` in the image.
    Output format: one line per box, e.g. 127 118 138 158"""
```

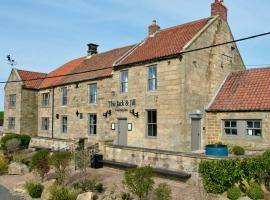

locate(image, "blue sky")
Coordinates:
1 0 270 111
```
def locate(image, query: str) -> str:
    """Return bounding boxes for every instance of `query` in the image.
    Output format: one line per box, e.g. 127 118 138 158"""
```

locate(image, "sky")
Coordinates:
1 0 270 111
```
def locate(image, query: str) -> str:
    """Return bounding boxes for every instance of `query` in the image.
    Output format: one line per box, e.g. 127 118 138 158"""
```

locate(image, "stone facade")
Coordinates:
3 69 39 136
206 111 270 150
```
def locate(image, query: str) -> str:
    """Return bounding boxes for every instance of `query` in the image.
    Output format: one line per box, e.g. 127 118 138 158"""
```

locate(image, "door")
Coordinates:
117 119 128 146
191 118 201 151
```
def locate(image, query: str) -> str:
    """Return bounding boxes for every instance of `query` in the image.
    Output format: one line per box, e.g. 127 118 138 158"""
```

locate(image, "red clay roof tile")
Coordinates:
17 69 47 90
117 18 211 66
209 67 270 111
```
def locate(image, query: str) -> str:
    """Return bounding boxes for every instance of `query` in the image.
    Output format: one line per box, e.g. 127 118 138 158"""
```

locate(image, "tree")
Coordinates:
30 150 50 181
75 149 89 182
123 166 154 200
50 151 72 186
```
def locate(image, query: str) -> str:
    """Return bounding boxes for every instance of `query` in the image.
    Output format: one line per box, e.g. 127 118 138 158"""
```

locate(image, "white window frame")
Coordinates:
120 70 128 93
42 93 50 107
89 83 97 104
147 110 157 137
41 117 49 131
62 87 68 106
148 65 157 91
62 116 68 133
88 113 97 135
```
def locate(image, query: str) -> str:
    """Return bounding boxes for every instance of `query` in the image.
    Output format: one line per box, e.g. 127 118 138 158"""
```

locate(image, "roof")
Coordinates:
116 18 211 66
17 69 47 90
208 67 270 111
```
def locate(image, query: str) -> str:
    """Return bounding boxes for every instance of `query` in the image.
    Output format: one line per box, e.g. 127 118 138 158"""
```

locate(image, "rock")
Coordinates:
41 179 56 200
13 182 27 194
8 162 29 175
265 193 270 200
76 192 94 200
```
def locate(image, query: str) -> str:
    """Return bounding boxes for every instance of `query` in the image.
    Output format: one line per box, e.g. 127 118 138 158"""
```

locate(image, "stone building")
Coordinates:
4 0 245 152
206 67 270 150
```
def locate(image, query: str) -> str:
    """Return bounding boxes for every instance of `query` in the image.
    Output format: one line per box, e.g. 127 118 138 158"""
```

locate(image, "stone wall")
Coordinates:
3 69 22 134
206 111 270 149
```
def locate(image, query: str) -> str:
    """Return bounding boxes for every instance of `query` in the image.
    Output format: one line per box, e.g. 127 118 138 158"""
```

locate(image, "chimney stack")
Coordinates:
211 0 227 21
87 43 98 57
148 20 160 36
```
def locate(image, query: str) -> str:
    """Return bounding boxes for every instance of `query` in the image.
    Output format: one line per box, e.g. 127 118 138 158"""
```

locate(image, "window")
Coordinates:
147 110 157 137
120 70 128 93
41 117 49 130
62 87 67 106
8 117 15 129
42 93 50 107
148 65 157 91
9 94 16 107
247 120 261 136
224 120 237 135
89 114 97 135
89 84 97 103
62 116 67 133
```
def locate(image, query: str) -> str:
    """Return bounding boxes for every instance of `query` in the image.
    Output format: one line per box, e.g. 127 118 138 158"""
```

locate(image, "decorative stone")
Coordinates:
8 162 29 175
76 192 94 200
41 179 56 200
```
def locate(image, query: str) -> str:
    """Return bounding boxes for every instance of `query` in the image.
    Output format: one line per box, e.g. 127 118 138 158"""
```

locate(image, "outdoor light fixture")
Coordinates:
128 123 132 131
111 123 115 130
130 109 139 118
76 110 80 117
103 110 112 118
56 114 59 119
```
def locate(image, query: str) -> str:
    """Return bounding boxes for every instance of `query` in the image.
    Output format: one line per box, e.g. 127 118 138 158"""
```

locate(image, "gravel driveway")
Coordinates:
0 185 23 200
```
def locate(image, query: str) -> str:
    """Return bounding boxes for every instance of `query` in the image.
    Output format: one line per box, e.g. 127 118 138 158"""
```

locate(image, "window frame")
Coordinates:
62 87 68 106
9 94 16 108
148 65 157 91
224 120 238 135
246 120 262 136
120 70 128 93
89 83 97 104
42 93 50 107
146 109 157 137
88 113 97 135
62 116 68 133
41 117 49 131
8 117 15 130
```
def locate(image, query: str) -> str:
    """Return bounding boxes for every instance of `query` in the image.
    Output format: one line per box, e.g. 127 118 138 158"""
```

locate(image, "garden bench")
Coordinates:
101 159 137 169
153 167 191 179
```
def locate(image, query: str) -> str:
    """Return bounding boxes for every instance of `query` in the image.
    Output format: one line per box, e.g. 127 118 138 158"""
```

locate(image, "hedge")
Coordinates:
199 150 270 194
0 133 31 150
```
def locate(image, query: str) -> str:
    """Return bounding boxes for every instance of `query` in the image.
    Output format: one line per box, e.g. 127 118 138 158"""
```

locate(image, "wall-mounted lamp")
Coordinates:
76 110 80 117
128 123 132 131
130 109 139 118
103 110 112 118
111 123 115 130
56 114 59 119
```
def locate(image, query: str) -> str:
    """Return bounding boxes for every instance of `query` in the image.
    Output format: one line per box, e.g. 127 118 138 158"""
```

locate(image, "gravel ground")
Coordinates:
0 185 23 200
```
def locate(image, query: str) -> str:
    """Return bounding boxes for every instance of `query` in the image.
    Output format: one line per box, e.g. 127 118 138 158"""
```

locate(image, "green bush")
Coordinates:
123 166 154 199
154 183 172 200
49 186 79 200
6 138 21 154
50 151 72 185
0 133 30 150
24 181 44 198
232 146 245 156
242 179 264 200
227 186 241 200
0 155 8 175
240 156 265 182
121 192 132 200
199 159 242 194
73 179 103 193
30 150 50 180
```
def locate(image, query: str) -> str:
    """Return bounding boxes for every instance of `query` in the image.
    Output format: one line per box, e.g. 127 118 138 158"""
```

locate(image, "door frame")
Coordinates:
117 118 128 146
190 114 202 151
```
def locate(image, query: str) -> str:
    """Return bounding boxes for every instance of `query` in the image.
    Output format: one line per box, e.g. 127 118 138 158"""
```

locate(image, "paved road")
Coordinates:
0 185 23 200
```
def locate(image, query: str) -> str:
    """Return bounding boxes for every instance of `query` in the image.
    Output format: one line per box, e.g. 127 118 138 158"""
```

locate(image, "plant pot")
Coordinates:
205 144 228 157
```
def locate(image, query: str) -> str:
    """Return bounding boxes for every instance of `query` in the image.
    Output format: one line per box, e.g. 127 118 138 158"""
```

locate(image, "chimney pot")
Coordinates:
211 0 227 21
148 20 160 36
87 43 98 56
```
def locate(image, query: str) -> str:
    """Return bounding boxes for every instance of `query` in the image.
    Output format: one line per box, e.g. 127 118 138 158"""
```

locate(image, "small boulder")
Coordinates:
41 179 56 200
8 162 29 175
76 192 94 200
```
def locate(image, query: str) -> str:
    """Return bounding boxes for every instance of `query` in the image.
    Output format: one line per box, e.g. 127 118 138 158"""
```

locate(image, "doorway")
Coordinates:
191 118 201 151
117 118 128 146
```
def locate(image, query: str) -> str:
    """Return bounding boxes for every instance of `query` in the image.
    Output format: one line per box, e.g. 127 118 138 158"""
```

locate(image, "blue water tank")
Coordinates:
205 144 228 157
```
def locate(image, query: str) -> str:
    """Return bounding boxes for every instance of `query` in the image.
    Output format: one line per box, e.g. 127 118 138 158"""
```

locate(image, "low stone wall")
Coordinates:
103 145 228 185
29 136 78 151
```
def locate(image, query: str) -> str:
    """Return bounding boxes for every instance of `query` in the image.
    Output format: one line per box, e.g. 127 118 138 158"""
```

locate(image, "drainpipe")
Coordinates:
51 87 55 139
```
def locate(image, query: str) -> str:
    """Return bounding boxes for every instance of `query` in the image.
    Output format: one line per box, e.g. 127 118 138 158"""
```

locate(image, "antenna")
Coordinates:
6 54 17 67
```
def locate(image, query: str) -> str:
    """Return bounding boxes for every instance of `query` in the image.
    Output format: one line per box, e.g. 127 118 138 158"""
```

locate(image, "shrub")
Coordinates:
123 166 154 199
227 186 241 200
30 149 50 180
49 186 79 200
73 179 103 193
232 146 245 156
121 192 132 200
154 183 172 200
50 151 72 185
240 156 265 182
0 155 8 175
242 178 264 200
0 133 30 150
5 138 21 154
24 181 44 198
199 159 242 194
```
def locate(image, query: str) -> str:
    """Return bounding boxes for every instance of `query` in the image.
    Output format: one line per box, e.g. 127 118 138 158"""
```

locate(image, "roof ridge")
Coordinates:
17 69 47 75
159 17 212 32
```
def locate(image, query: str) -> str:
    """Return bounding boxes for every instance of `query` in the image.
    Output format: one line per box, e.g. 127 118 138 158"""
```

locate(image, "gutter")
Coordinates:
51 87 55 139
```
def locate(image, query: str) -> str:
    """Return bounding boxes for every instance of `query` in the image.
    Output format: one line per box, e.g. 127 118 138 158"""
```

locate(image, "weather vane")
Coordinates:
6 54 17 67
